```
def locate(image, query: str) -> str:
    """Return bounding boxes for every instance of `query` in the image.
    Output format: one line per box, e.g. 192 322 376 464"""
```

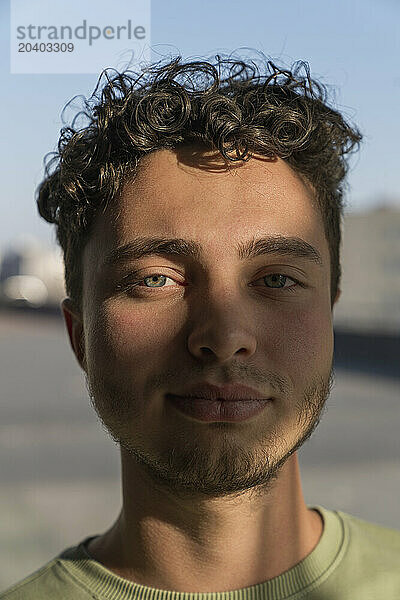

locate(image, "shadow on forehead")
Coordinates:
174 143 278 172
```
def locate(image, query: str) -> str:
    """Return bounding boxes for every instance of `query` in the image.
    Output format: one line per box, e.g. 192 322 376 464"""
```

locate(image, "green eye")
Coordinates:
143 275 170 287
263 274 293 288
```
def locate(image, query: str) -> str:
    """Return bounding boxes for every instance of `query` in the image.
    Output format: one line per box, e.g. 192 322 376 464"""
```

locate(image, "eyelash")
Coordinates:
118 272 303 295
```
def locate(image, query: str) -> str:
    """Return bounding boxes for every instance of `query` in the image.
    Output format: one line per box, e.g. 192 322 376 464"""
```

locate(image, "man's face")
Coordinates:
77 148 336 498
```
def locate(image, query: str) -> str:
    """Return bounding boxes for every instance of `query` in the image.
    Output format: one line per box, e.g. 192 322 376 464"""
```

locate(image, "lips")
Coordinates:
166 394 272 422
169 382 269 401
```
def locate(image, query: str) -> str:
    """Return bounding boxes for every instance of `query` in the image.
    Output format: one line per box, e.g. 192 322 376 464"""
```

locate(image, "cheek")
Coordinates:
86 303 180 371
262 305 333 380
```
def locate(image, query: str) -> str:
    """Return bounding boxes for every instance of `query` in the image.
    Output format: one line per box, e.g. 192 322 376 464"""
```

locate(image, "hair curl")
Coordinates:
37 55 362 309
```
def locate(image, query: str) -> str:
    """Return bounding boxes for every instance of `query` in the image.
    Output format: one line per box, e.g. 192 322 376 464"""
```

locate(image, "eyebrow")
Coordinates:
103 235 323 268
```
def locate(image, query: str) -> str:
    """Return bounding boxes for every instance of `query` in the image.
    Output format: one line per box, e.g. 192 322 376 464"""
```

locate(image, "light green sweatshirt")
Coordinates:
1 505 400 599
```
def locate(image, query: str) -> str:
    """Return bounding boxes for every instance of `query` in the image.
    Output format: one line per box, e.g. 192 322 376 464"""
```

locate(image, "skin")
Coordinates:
63 147 340 593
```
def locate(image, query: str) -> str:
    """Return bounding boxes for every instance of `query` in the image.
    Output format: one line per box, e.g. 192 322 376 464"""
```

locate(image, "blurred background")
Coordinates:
1 0 399 591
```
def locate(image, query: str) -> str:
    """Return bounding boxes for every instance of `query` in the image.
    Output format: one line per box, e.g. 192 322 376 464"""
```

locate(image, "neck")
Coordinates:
87 450 323 593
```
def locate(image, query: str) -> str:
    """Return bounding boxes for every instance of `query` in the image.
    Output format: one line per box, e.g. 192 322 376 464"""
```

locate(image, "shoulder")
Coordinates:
337 510 400 588
0 557 91 600
339 509 400 556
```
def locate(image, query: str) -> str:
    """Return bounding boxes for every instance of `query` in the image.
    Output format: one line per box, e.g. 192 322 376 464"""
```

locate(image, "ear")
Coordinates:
61 297 86 371
333 287 341 306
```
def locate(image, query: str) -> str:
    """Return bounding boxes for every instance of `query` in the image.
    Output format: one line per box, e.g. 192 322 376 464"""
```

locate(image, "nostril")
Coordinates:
200 347 214 355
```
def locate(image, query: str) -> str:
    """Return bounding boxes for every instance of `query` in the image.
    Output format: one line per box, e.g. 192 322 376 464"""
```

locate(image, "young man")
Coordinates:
2 56 400 599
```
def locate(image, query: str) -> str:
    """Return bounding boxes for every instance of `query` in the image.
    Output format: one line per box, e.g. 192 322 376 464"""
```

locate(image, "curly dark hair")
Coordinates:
37 55 362 310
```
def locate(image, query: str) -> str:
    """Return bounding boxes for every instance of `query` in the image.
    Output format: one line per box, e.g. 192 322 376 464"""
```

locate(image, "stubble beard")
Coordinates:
86 366 334 501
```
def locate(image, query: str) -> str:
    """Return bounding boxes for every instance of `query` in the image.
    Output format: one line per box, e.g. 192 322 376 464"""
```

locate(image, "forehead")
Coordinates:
84 148 328 269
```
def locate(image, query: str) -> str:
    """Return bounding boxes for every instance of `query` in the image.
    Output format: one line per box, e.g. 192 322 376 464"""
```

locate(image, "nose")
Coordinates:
187 292 257 364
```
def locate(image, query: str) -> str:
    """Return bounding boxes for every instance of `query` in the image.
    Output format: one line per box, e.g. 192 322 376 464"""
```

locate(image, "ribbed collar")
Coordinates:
57 505 348 600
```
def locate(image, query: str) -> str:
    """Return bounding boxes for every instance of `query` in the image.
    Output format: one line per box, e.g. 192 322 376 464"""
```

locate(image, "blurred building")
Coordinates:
0 237 65 309
334 206 400 334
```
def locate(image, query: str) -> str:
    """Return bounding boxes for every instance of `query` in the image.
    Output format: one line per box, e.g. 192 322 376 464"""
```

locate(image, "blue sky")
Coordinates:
1 0 399 248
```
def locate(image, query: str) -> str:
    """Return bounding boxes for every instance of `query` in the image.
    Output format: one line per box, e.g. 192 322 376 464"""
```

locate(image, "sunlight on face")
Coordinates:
81 148 335 498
